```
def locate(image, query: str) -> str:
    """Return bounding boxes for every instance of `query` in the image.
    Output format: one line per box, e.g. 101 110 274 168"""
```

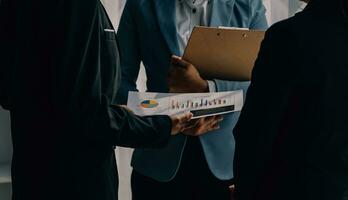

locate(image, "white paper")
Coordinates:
127 91 243 119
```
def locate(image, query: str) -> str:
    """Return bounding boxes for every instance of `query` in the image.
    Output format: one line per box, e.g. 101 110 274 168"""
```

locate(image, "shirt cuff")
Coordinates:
207 80 217 92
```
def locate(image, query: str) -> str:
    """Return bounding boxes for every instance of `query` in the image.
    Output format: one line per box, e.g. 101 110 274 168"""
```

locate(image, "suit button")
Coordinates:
192 8 197 13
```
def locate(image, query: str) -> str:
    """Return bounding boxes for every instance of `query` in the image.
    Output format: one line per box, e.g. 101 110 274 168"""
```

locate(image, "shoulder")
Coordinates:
266 9 316 42
120 0 154 21
122 0 157 19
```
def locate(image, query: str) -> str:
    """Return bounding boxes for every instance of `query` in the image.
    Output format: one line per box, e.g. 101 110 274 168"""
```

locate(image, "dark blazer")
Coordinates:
0 1 171 200
233 1 348 200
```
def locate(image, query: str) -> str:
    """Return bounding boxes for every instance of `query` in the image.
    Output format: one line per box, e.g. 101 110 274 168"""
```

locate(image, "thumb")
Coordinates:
177 112 193 123
229 185 236 192
171 55 189 68
170 112 193 135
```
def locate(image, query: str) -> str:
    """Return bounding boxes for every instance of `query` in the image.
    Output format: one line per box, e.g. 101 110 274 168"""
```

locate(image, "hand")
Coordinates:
170 112 193 135
182 115 223 137
119 105 134 114
168 55 209 93
230 185 236 200
229 185 235 193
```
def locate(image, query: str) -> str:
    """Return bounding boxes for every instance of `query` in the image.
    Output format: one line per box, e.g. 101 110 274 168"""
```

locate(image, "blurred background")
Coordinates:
0 0 306 199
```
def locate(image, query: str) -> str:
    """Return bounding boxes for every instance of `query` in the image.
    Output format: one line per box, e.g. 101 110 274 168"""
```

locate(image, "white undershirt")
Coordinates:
175 0 216 92
175 0 212 55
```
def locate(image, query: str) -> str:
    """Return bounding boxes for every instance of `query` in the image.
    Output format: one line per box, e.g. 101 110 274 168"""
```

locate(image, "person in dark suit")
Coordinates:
0 1 219 200
233 0 348 199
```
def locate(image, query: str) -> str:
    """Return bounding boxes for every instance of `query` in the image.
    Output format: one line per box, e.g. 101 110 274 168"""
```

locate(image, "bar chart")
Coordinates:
127 91 244 119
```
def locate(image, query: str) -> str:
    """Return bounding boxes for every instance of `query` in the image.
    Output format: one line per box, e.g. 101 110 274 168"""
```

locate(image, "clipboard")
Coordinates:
182 26 265 81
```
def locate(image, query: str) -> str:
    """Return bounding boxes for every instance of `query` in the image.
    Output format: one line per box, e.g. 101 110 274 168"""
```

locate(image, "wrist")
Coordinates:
199 80 209 93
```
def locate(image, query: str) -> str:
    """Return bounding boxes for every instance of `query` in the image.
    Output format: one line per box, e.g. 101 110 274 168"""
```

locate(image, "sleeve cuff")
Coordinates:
207 80 217 92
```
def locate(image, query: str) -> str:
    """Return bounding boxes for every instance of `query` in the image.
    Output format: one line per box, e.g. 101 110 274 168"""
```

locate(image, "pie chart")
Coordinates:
140 100 159 108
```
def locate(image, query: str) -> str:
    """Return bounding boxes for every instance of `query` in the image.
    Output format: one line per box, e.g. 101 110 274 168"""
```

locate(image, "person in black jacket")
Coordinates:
233 0 348 199
0 1 222 200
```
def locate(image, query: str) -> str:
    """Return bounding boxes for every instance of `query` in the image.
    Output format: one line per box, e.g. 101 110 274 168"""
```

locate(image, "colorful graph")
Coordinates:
171 98 229 110
140 100 159 108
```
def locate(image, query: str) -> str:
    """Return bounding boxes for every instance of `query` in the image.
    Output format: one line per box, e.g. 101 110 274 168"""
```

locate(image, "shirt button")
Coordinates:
192 8 197 13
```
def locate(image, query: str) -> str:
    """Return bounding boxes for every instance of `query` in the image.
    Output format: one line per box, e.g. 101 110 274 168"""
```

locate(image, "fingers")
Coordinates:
168 56 186 92
202 116 223 128
168 55 207 93
207 121 220 132
171 113 224 136
182 118 200 129
205 115 223 125
177 112 193 124
119 105 134 114
170 112 193 135
229 185 236 192
180 118 200 132
182 115 224 136
171 55 189 68
201 116 223 133
230 185 236 200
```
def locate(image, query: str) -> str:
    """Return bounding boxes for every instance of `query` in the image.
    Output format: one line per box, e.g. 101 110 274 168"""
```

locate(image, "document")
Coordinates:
183 26 265 81
127 91 244 119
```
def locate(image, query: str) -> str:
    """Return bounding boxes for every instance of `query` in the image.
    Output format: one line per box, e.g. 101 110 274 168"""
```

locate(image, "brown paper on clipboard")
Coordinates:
182 26 265 81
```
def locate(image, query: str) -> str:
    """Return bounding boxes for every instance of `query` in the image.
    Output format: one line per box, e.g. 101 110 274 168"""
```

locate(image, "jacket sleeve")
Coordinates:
22 0 172 149
89 96 172 148
116 0 141 104
66 1 171 149
233 23 300 199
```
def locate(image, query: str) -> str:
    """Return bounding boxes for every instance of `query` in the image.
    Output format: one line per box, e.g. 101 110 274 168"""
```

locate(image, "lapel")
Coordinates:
152 0 180 56
209 0 236 27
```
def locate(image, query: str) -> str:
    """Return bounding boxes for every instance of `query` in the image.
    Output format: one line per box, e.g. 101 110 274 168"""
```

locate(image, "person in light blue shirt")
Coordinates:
117 0 268 199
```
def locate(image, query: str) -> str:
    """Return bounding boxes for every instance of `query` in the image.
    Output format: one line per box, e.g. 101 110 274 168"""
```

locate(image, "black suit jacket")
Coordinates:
233 1 348 200
0 1 171 200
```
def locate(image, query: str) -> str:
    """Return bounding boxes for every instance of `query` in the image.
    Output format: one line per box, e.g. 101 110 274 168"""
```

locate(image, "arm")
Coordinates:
65 1 183 149
116 0 141 104
18 0 189 149
233 24 300 199
92 96 173 148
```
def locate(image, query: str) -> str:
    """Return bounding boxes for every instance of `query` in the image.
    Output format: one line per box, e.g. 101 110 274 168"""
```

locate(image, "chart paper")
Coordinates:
127 91 244 119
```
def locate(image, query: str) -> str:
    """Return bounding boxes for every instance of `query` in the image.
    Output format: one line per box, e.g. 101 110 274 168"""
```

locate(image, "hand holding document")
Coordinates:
168 55 209 93
182 115 224 136
127 91 243 119
169 112 194 136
